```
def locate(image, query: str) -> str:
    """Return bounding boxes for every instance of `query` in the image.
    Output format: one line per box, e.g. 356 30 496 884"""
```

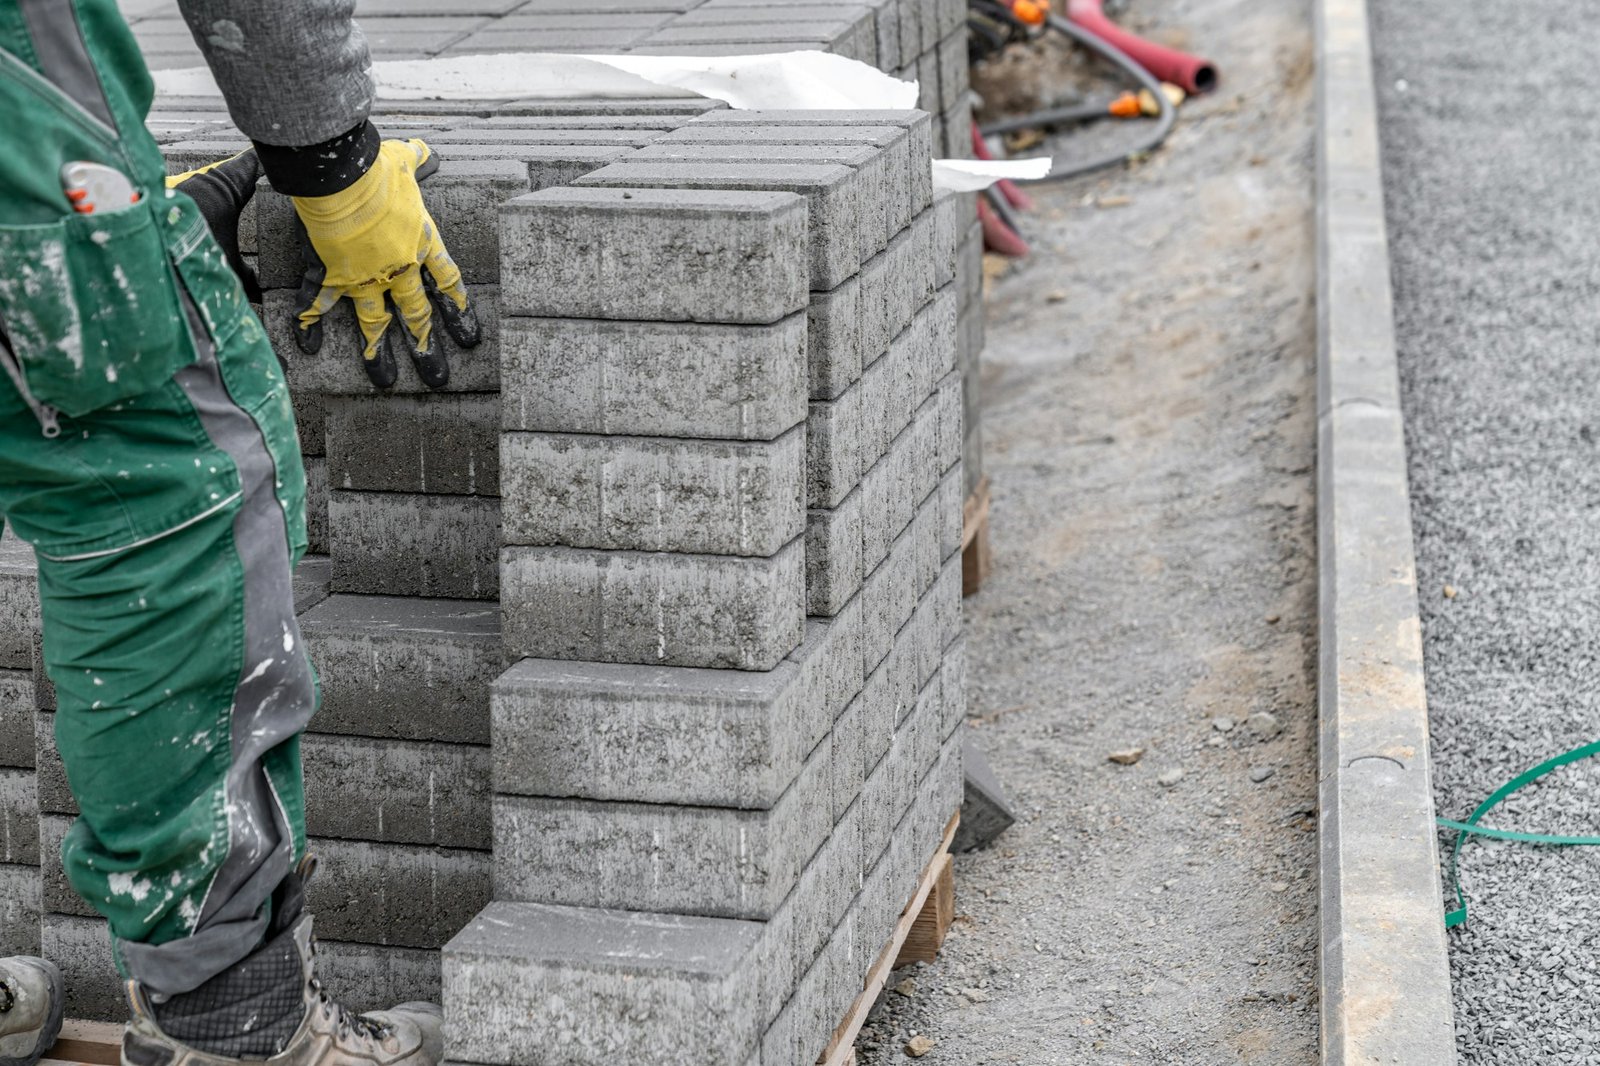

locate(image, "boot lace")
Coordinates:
309 978 392 1047
0 980 13 1014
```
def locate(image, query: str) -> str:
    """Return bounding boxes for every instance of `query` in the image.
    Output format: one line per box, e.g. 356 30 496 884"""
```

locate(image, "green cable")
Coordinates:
1439 739 1600 928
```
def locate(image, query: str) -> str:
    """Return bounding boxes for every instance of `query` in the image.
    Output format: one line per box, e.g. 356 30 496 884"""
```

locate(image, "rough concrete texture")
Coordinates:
307 839 490 949
500 426 805 557
499 313 807 441
0 531 38 670
855 0 1320 1059
807 276 865 401
265 286 503 395
1368 0 1600 1059
493 737 832 920
574 161 863 292
500 537 805 671
329 490 501 600
33 713 69 816
444 901 765 1066
0 769 37 867
0 669 33 768
41 915 122 1021
301 734 491 850
491 612 855 809
305 457 330 555
0 863 39 957
298 594 502 744
807 385 864 510
806 488 865 617
499 186 809 325
326 395 501 496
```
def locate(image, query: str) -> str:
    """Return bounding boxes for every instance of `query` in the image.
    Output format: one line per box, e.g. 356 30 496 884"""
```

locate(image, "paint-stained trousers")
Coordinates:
0 300 316 998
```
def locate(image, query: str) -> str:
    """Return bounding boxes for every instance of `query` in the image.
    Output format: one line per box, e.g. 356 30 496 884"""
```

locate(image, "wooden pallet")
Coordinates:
40 1019 121 1066
962 477 992 597
817 814 959 1066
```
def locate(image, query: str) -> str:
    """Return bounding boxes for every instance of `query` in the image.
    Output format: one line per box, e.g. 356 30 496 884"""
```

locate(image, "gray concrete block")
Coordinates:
307 838 490 950
0 533 38 671
662 122 912 243
574 161 862 292
0 769 37 866
266 286 503 396
861 502 941 675
450 25 661 49
934 551 963 653
806 488 863 617
643 13 875 66
936 30 969 114
305 456 329 556
940 97 973 161
0 863 40 957
40 815 88 918
491 612 844 809
493 733 830 920
486 97 725 117
329 491 500 600
258 159 530 289
915 49 938 114
936 367 963 475
0 670 34 768
294 555 333 617
959 291 986 380
930 188 971 289
958 217 983 311
521 144 637 189
303 734 491 850
29 634 50 712
501 538 805 671
688 108 934 214
905 207 941 316
327 395 501 496
861 395 940 575
807 274 864 401
41 915 121 1022
500 312 807 441
501 427 805 557
499 186 808 325
941 639 969 744
896 0 925 64
293 390 326 457
298 594 502 745
34 713 70 815
311 940 442 1015
807 385 863 510
829 691 867 822
937 465 963 564
964 421 984 497
444 900 763 1066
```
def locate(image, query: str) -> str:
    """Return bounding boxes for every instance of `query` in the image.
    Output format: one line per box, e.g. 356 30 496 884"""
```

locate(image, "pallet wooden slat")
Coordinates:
962 477 992 597
894 852 954 968
41 1019 122 1066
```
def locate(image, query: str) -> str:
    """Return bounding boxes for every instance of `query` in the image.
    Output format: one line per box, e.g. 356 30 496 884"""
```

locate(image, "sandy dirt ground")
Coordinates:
856 1 1320 1062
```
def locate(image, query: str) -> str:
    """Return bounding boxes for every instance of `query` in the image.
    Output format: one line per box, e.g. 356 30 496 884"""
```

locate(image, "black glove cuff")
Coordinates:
254 120 381 198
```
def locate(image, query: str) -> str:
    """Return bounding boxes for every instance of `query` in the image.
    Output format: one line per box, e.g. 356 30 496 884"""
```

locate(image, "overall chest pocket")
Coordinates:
0 200 190 418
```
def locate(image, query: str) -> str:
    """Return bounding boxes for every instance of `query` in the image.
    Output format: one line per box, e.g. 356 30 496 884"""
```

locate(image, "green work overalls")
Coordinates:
0 0 314 997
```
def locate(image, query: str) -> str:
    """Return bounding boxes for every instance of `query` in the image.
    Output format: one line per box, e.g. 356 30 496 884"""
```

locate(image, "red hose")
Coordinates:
978 197 1029 258
969 124 1036 212
1063 0 1218 95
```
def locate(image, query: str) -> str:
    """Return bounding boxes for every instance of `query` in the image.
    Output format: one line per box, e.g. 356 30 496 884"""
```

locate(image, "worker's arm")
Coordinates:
172 0 376 196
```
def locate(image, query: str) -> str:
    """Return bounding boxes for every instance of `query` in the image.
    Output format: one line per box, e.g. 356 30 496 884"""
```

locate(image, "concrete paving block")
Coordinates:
936 368 963 476
29 634 50 712
806 488 864 617
493 734 831 920
34 713 70 815
630 142 888 265
958 217 983 311
575 161 862 292
42 915 120 1021
940 97 973 161
915 49 938 114
906 209 941 317
469 113 692 131
305 456 329 556
490 10 676 30
315 939 443 1016
829 691 867 822
258 160 530 288
0 533 38 671
40 815 88 918
910 495 943 604
265 286 503 395
487 97 726 117
298 594 502 745
959 293 986 383
856 239 915 376
964 422 984 497
861 521 922 675
501 538 805 671
294 555 333 617
326 395 500 496
930 188 970 289
293 390 326 457
941 637 967 738
0 863 40 957
896 0 925 63
936 30 969 114
914 289 960 402
302 734 491 850
307 838 490 949
935 551 963 652
500 312 807 441
443 900 763 1066
491 615 837 808
0 670 33 768
807 274 863 401
807 385 863 510
450 25 661 49
0 769 37 866
937 466 963 563
643 14 875 65
861 395 938 574
501 427 805 557
522 144 637 189
329 491 501 600
821 593 866 714
500 186 808 324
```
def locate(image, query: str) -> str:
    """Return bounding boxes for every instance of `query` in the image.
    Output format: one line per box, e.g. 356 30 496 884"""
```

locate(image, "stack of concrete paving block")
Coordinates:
0 532 40 959
431 108 965 1066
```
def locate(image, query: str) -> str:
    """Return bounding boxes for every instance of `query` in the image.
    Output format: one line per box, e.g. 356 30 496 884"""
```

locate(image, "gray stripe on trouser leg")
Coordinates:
116 297 315 997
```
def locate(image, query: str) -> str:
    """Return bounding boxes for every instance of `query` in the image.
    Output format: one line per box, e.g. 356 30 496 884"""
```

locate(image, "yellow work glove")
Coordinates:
290 139 479 390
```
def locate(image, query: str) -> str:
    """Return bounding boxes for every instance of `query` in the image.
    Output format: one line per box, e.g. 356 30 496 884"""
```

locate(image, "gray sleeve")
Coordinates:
174 0 375 147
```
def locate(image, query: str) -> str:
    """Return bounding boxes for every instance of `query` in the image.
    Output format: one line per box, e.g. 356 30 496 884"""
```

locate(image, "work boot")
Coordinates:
121 859 441 1066
0 956 65 1066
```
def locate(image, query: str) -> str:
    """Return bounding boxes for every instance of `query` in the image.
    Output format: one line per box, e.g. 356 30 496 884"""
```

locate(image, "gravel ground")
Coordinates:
1371 3 1600 1061
855 1 1320 1061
